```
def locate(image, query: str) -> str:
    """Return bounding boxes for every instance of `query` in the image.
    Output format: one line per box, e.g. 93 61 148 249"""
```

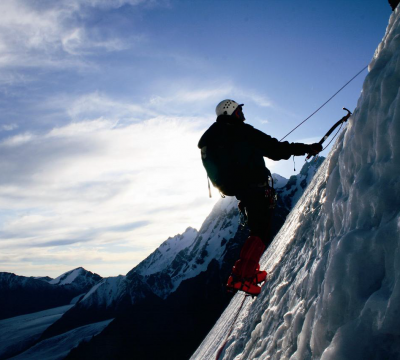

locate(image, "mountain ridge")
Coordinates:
0 268 101 320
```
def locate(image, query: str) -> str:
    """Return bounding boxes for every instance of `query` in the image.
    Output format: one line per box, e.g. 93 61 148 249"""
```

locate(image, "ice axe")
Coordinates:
306 107 352 160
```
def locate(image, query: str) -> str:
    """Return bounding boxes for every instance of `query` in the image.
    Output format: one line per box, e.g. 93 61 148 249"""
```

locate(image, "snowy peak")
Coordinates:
49 267 85 285
181 197 238 273
271 173 288 188
143 196 239 293
133 227 198 277
49 267 102 292
79 275 127 309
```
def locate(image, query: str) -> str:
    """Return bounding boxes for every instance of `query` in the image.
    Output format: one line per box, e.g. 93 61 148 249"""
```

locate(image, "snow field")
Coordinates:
0 305 73 359
11 319 113 360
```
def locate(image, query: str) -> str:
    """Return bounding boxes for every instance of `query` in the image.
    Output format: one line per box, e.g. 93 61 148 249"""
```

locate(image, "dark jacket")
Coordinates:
198 115 311 192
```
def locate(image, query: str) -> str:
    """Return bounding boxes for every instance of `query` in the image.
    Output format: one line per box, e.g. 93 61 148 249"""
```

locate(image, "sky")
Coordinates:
0 0 392 278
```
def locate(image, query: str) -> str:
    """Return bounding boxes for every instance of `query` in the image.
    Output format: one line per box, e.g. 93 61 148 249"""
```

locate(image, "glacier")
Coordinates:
11 319 112 360
192 8 400 360
0 305 73 359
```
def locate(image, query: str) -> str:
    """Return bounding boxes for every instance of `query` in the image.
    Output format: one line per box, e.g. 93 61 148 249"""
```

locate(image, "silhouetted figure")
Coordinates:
198 100 322 295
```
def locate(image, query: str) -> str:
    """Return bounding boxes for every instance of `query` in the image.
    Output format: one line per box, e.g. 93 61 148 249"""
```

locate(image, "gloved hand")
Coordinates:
308 143 323 156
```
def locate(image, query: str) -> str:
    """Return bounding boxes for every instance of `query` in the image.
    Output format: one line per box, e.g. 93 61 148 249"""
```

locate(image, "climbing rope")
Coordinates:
280 64 368 142
215 295 248 360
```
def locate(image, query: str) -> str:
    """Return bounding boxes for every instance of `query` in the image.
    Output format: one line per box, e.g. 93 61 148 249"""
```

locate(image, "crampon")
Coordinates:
226 268 267 297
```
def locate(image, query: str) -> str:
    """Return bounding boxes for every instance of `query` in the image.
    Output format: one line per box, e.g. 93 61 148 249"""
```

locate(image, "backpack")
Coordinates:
200 137 257 196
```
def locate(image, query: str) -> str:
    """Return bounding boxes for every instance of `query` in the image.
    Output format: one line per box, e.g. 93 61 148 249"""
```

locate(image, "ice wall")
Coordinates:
192 8 400 360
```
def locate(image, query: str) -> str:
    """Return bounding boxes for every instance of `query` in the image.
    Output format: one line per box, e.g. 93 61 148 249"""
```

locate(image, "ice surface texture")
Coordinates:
192 9 400 360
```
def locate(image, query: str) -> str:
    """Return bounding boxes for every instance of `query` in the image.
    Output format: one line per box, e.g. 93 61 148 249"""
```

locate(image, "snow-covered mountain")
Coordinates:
49 267 101 292
131 198 239 293
134 227 199 276
272 173 289 188
0 270 101 321
78 275 128 309
78 272 159 310
69 229 200 313
192 9 400 360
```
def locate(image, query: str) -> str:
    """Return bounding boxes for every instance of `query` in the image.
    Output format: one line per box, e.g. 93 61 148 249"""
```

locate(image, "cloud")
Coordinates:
71 0 146 9
35 239 82 248
148 85 234 115
0 100 217 259
234 89 274 108
64 92 157 122
61 27 142 56
0 0 150 74
1 123 18 131
145 81 275 118
1 133 35 147
0 243 151 277
105 221 150 233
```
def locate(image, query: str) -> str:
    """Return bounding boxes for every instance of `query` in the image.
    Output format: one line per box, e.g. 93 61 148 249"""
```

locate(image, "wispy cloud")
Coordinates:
65 92 158 122
148 85 234 114
1 133 35 147
237 91 273 108
0 93 218 276
61 28 133 55
1 123 18 131
146 81 275 117
0 0 149 74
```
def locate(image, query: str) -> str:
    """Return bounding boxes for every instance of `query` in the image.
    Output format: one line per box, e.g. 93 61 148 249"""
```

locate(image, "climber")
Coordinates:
198 100 322 295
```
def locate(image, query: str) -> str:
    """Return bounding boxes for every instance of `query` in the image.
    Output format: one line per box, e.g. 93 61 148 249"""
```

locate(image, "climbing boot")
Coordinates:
231 235 266 279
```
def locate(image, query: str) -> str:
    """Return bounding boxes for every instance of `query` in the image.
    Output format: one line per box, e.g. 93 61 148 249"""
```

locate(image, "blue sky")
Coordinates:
0 0 392 277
